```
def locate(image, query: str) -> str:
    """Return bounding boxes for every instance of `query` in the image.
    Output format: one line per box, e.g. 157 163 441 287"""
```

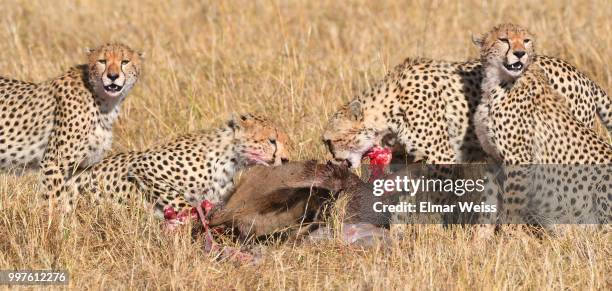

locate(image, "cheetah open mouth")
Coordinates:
332 145 392 169
504 61 524 72
104 84 124 94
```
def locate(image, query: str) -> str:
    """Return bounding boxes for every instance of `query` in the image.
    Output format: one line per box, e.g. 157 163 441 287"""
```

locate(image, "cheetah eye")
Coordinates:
98 60 107 65
268 138 276 145
498 38 509 43
121 60 130 65
523 39 531 44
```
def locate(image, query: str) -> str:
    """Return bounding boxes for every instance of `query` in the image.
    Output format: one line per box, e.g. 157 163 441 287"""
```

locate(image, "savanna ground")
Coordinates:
0 0 611 289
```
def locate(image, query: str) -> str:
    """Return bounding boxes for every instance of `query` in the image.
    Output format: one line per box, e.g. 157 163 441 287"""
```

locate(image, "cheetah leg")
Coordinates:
502 166 530 225
473 168 503 240
39 163 69 213
39 102 93 212
37 162 86 215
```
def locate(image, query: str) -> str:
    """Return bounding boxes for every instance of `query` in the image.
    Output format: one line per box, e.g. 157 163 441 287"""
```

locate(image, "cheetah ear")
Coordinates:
239 113 253 121
348 100 363 121
228 113 255 130
228 113 240 130
471 33 485 48
238 113 257 127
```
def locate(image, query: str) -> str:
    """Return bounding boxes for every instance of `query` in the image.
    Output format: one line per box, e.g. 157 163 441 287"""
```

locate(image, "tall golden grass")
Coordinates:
0 0 610 289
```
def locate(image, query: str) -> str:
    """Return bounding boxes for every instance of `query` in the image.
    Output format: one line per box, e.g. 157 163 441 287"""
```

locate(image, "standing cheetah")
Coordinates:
0 43 142 199
322 48 609 168
55 114 291 218
474 23 611 225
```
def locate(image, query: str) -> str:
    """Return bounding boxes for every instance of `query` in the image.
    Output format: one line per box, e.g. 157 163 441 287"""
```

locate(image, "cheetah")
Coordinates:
0 43 142 198
473 23 611 225
54 114 291 218
322 45 609 168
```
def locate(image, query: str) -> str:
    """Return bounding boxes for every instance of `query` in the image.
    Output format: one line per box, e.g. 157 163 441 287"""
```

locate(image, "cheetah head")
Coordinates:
322 100 390 169
230 114 290 167
87 43 143 100
474 23 535 81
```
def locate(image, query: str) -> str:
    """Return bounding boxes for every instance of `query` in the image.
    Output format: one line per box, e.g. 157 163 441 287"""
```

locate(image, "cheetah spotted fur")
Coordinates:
0 43 142 201
55 114 290 217
474 23 611 225
323 46 609 168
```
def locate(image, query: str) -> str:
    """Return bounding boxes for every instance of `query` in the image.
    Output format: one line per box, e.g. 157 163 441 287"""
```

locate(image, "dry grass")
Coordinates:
0 0 610 289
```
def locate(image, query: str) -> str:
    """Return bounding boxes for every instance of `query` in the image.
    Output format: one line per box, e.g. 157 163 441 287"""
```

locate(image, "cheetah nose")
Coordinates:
513 51 526 58
107 72 119 81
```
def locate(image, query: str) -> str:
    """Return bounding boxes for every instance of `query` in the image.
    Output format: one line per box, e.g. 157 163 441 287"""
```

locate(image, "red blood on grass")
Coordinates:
164 206 199 223
202 200 214 212
163 207 177 220
176 209 197 221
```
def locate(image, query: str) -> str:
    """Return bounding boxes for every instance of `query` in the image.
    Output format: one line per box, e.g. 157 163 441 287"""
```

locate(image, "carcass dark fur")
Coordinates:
208 161 392 240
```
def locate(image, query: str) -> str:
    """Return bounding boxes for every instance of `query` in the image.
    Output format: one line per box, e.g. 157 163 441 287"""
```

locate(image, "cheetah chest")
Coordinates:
474 95 503 162
81 110 118 168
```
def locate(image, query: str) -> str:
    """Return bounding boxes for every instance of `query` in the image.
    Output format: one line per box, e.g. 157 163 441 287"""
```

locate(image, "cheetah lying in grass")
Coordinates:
55 114 290 219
